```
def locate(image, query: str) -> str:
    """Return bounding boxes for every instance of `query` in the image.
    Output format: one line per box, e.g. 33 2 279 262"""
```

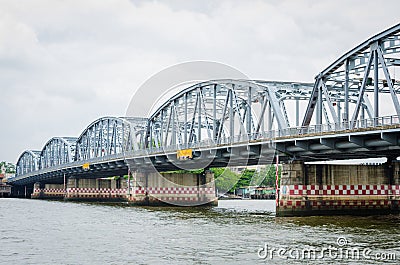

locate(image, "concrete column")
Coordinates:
384 159 395 185
116 176 122 189
67 178 78 188
280 160 305 186
393 161 400 185
65 177 126 202
110 179 117 189
277 161 398 216
127 171 217 206
33 182 41 190
41 184 65 199
127 171 149 205
31 182 42 199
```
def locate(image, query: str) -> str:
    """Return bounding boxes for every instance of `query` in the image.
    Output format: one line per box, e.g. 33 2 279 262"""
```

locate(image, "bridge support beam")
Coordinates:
277 160 400 216
127 170 217 206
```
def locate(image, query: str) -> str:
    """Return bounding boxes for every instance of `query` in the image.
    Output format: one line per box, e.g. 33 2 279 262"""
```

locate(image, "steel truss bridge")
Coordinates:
8 23 400 186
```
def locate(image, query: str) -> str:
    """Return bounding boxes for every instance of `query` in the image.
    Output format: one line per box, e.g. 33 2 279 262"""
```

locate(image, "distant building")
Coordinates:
235 186 275 199
236 186 256 198
0 173 12 197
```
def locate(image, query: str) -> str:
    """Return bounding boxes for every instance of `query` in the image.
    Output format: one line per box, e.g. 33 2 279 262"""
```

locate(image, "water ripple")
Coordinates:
0 199 399 264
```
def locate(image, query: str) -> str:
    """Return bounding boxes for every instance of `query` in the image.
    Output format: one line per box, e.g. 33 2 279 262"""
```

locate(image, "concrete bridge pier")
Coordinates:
127 170 217 206
277 159 400 216
65 176 127 201
388 158 400 212
31 182 43 199
32 182 65 199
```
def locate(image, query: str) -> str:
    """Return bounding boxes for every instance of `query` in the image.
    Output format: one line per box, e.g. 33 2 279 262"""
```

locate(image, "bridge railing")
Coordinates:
262 114 400 139
9 153 126 182
132 114 400 153
11 114 400 182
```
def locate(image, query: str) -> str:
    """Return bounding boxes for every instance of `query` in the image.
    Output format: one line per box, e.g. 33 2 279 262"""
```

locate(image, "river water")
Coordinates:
0 198 399 264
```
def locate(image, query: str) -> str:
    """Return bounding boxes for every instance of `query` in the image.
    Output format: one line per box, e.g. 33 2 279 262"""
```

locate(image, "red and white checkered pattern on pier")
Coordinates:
281 185 400 197
32 188 65 198
66 188 128 199
279 199 393 209
42 189 65 193
130 186 215 195
149 197 210 201
67 188 127 194
278 184 400 210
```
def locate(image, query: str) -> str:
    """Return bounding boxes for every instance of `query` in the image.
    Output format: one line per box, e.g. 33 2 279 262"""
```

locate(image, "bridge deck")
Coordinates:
8 121 400 186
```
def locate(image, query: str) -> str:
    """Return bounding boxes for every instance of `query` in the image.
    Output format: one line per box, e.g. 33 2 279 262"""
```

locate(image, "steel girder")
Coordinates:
16 150 40 176
75 116 147 161
39 137 77 169
146 80 313 150
303 23 400 128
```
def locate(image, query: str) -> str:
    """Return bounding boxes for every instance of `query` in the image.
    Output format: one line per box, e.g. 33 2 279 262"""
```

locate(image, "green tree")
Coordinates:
259 165 281 187
233 169 255 189
161 167 241 193
154 165 282 193
211 168 240 193
0 161 16 174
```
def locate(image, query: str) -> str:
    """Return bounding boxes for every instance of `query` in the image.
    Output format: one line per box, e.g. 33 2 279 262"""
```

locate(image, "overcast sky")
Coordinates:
1 0 400 163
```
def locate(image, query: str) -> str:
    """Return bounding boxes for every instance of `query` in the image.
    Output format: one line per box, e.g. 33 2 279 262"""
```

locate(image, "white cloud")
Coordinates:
1 0 400 162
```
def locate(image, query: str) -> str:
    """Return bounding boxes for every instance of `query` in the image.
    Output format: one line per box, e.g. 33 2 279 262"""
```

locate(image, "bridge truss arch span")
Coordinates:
16 150 41 176
39 137 77 169
303 23 400 128
146 79 314 150
75 116 147 161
